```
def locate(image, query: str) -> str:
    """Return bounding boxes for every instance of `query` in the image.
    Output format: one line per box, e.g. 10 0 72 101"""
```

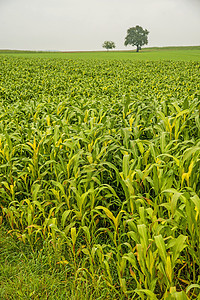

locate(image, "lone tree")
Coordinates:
124 25 149 52
102 41 116 51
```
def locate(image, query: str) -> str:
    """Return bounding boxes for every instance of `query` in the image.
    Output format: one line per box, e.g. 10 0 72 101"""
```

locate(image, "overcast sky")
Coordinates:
0 0 200 51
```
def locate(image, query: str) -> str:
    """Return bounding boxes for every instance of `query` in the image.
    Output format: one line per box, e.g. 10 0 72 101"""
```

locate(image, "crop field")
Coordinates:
0 55 200 299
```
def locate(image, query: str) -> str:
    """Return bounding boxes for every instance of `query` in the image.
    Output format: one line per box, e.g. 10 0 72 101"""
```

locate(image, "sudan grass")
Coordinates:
0 56 200 299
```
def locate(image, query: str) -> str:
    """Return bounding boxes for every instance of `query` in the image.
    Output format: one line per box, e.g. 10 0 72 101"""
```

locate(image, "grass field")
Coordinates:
0 48 200 299
0 45 200 61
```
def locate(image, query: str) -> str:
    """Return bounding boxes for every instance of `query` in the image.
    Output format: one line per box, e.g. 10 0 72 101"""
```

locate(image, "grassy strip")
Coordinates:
0 226 119 300
0 46 200 61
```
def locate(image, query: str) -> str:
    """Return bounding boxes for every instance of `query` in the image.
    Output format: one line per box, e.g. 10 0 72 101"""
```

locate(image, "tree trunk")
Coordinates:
136 45 139 52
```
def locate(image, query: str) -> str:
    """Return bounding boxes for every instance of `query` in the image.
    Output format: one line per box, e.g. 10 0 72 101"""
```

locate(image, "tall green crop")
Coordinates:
0 56 200 299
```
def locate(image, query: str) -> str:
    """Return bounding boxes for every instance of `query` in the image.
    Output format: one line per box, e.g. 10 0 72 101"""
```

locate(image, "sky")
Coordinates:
0 0 200 51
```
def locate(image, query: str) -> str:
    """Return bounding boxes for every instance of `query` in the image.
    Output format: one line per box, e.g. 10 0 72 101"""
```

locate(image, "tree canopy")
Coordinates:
124 25 149 52
102 41 116 51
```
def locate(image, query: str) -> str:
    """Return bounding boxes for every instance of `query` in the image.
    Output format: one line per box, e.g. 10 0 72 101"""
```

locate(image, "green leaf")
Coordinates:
135 289 158 300
172 235 187 265
95 206 115 222
191 195 200 214
137 224 148 251
61 210 72 227
186 284 200 294
123 154 130 179
154 235 167 263
71 227 77 246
